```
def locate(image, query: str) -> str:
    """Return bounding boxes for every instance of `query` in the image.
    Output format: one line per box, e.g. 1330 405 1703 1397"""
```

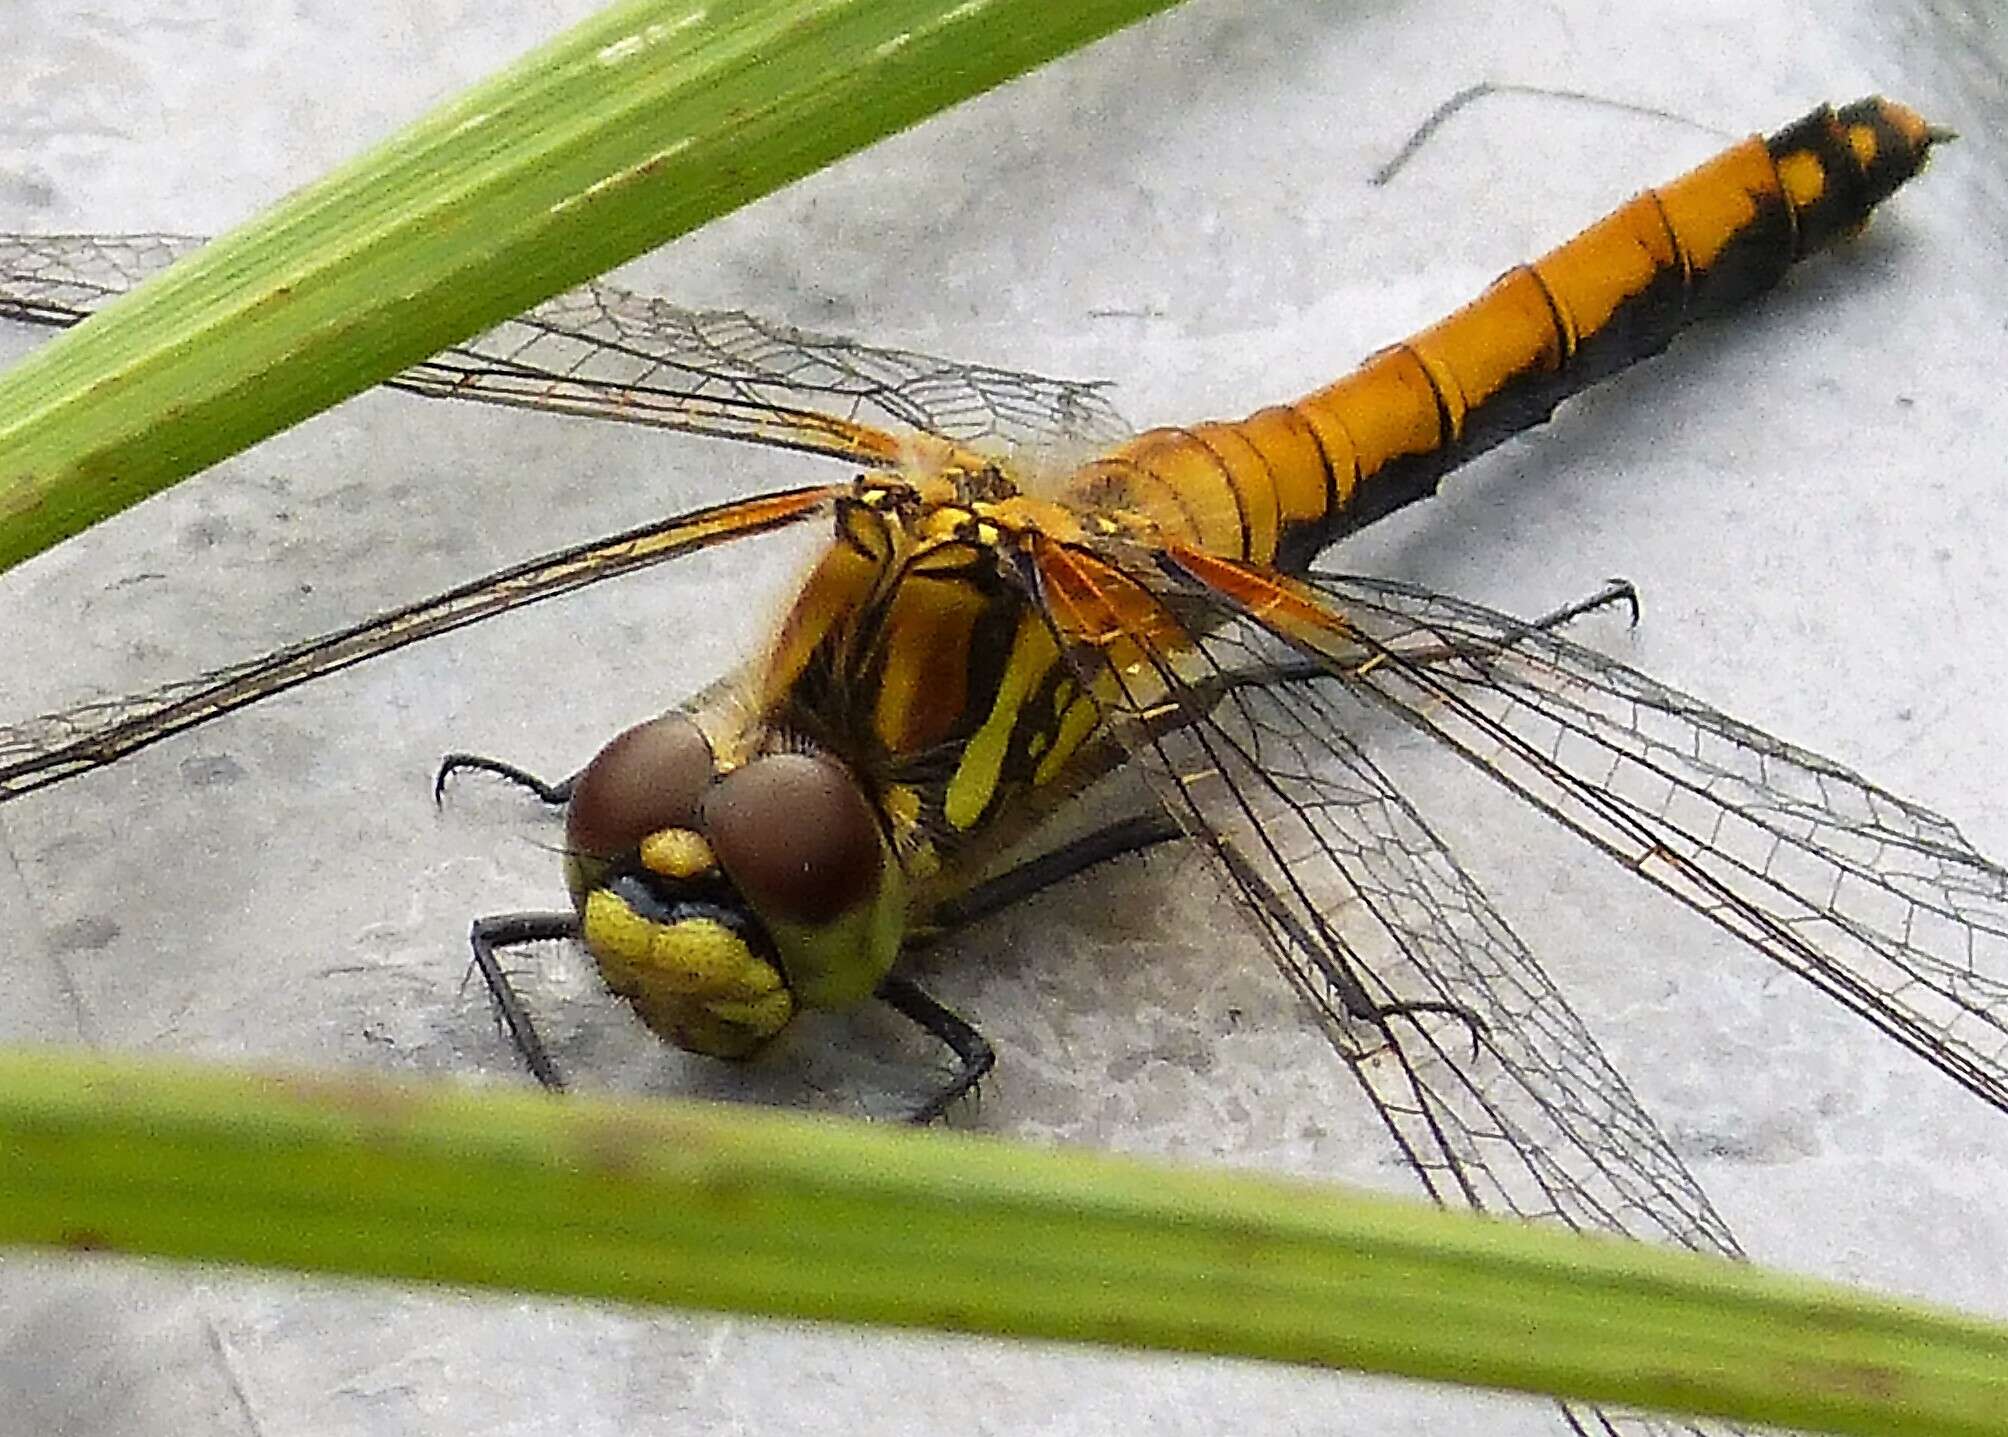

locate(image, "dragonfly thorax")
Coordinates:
561 714 906 1059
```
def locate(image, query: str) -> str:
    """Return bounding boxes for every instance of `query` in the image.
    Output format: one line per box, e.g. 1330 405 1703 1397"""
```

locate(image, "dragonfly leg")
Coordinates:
1525 576 1639 632
914 811 1186 941
1213 841 1488 1060
469 911 579 1089
1242 577 1641 688
1387 576 1639 667
881 814 1182 1120
876 974 996 1123
1357 997 1489 1060
435 753 579 807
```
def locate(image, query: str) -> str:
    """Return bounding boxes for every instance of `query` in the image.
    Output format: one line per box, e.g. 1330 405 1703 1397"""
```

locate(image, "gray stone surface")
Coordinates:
2 1 2005 1433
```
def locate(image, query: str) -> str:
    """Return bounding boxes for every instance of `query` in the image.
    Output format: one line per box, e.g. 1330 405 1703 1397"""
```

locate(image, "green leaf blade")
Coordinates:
4 1048 2007 1436
0 0 1181 570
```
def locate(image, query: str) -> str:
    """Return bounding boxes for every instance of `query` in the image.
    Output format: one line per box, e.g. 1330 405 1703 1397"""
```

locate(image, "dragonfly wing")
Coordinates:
0 232 207 324
1291 572 2008 1121
0 232 1128 466
1029 540 1744 1433
0 484 839 802
1029 540 1746 1239
447 279 1132 457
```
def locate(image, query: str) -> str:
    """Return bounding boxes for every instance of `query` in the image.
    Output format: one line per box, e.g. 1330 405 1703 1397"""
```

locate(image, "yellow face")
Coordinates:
561 715 905 1060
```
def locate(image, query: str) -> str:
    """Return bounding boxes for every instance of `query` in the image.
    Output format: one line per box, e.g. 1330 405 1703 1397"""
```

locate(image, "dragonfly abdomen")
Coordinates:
1063 98 1939 573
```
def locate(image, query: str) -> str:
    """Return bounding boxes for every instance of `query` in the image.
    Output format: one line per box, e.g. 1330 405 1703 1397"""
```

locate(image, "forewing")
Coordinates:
1030 540 1744 1235
0 233 1128 464
1029 540 1743 1433
432 280 1130 459
1293 572 2008 1118
0 232 206 324
0 484 838 802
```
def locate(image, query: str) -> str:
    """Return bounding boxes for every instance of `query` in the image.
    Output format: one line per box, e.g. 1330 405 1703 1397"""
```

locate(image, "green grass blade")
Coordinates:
0 0 1180 572
2 1048 2004 1436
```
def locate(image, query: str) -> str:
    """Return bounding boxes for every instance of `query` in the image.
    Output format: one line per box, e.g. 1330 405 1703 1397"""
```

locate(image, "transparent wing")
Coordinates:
421 280 1130 460
0 232 1127 798
0 484 839 802
1288 571 2008 1119
1027 537 1744 1435
0 233 1128 462
0 232 206 324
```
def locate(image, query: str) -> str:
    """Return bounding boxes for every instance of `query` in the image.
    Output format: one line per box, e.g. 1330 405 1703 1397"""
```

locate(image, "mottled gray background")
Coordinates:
2 1 2005 1433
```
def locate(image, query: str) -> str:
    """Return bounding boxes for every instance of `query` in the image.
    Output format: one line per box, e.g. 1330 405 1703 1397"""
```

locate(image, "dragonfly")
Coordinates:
1 96 2000 1433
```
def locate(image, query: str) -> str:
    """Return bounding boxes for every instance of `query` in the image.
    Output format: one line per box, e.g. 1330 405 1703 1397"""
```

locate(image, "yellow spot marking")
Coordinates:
1847 122 1881 169
944 616 1055 830
1032 695 1101 788
1777 150 1828 210
640 828 715 879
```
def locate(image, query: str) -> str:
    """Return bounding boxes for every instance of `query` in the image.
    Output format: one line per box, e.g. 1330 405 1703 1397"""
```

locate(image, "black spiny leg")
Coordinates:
1217 579 1622 1056
914 811 1187 941
1213 841 1488 1059
1271 577 1642 681
470 912 580 1089
1527 576 1638 633
876 974 996 1124
435 753 579 807
886 811 1187 1121
1385 575 1640 667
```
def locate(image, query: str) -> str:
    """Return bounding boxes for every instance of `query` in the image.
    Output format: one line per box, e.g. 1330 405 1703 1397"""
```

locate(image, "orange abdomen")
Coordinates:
1062 97 1941 570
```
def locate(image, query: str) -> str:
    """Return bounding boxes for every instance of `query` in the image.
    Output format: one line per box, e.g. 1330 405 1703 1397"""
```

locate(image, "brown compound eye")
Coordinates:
703 752 885 927
565 715 715 861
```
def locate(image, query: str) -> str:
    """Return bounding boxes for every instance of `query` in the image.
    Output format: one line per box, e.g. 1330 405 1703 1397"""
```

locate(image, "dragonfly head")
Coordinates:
562 715 905 1060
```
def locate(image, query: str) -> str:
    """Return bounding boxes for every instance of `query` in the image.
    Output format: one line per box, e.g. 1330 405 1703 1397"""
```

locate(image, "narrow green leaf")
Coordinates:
0 0 1180 571
2 1048 2004 1436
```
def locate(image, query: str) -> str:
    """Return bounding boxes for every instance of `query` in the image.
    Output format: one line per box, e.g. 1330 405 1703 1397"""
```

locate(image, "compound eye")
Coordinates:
565 715 715 861
704 753 884 926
